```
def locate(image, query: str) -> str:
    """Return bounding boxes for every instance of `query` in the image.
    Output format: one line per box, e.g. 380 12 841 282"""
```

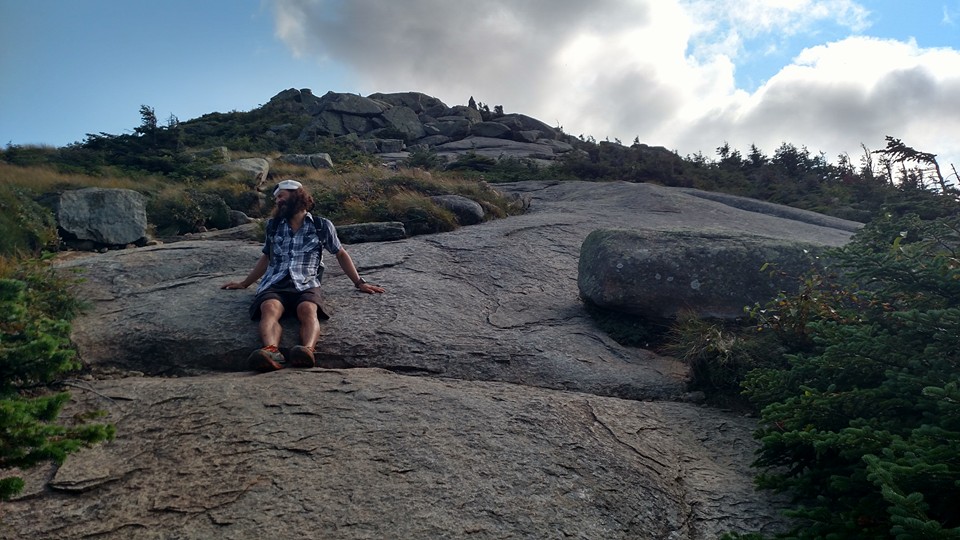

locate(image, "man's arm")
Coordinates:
336 248 385 294
221 254 269 289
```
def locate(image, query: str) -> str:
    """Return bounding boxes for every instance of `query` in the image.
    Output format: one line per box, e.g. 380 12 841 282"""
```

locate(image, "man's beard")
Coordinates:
277 199 299 220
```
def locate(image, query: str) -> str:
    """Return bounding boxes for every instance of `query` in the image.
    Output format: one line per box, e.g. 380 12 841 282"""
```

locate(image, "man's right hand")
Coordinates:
221 281 247 290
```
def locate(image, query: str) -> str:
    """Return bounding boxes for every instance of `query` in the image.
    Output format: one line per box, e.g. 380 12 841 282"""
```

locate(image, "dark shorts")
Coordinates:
249 277 331 321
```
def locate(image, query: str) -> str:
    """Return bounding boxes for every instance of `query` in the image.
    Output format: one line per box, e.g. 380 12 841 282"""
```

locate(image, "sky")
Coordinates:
2 0 959 173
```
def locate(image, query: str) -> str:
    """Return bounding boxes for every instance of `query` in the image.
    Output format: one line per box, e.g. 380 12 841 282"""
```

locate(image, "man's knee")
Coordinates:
260 299 284 318
296 301 318 319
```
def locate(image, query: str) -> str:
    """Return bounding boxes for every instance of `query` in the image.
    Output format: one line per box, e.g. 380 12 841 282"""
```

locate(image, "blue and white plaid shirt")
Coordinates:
257 213 342 294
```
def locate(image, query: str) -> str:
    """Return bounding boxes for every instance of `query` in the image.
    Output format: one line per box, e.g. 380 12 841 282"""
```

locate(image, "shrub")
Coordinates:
0 258 114 500
196 178 264 218
378 174 448 196
147 189 231 235
404 148 445 170
482 157 566 183
0 185 59 256
444 152 498 172
738 213 960 538
380 191 458 235
664 314 784 407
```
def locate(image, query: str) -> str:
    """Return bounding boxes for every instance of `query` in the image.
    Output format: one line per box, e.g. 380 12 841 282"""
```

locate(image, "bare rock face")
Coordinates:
56 187 148 246
11 181 863 539
2 370 784 539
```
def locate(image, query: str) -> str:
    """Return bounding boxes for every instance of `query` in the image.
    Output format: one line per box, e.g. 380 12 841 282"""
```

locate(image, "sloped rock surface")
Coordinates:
57 181 858 396
11 181 862 539
1 369 784 539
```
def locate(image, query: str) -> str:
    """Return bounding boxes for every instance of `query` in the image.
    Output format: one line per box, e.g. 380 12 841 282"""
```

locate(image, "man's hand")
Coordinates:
357 282 386 294
221 281 247 290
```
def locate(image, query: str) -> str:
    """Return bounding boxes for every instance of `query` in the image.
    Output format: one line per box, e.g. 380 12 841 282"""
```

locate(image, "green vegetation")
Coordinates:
754 212 959 539
0 257 115 500
0 185 59 255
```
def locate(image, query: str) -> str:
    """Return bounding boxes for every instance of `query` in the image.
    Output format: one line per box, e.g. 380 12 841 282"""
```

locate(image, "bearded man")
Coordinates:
221 179 385 372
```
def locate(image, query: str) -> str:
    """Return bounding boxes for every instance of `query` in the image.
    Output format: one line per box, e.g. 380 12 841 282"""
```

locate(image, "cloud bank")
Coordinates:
271 0 960 169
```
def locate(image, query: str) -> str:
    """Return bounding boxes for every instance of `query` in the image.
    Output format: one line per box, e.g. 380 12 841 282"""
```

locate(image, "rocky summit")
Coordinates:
3 180 862 539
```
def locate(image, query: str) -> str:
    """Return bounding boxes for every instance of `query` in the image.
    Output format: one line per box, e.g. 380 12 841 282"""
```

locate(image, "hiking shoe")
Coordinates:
248 347 285 372
289 345 316 368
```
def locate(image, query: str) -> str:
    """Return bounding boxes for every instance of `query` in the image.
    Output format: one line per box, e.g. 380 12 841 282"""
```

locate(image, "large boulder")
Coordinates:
470 121 512 138
368 91 449 117
301 111 347 138
382 106 427 140
317 91 385 116
379 139 404 153
431 194 485 225
56 188 148 246
447 105 483 123
494 113 559 135
432 117 472 139
578 229 828 320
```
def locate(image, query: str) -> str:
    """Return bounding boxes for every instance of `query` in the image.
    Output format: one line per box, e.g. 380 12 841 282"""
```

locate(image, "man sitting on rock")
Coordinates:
222 179 385 372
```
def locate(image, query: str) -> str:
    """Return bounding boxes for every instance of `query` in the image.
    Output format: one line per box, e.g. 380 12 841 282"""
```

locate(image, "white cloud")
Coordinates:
672 37 960 167
679 0 870 63
270 0 960 168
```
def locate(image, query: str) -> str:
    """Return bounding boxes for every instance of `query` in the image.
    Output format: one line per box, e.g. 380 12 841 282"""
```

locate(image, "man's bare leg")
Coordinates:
289 301 320 368
296 301 321 348
248 299 287 372
258 299 284 347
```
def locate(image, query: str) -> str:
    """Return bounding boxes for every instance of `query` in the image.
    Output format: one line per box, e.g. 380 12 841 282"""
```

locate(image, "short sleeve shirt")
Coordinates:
257 213 342 294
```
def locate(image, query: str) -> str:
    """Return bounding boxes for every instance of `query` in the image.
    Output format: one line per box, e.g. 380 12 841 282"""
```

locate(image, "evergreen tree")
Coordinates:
741 213 960 539
0 266 114 501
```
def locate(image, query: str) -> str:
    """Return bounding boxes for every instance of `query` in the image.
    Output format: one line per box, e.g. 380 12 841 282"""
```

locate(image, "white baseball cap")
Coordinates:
273 179 303 197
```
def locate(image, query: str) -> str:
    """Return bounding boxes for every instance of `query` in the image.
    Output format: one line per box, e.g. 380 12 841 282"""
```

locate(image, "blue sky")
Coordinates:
2 0 959 170
731 1 958 89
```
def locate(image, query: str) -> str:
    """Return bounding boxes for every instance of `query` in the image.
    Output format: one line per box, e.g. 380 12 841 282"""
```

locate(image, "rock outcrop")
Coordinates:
266 89 577 165
6 181 862 539
578 229 833 319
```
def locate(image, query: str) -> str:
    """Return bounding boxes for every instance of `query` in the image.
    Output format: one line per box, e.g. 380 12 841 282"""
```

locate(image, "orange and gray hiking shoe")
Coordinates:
248 346 285 372
289 345 316 368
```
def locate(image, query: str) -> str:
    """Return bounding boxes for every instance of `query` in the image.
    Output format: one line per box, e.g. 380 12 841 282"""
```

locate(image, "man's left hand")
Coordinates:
357 282 386 294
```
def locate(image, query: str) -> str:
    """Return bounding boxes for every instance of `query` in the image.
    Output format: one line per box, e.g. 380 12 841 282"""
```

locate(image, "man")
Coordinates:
222 179 385 372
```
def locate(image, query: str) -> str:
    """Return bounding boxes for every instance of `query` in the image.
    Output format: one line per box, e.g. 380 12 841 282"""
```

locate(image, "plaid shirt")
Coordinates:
257 213 342 294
